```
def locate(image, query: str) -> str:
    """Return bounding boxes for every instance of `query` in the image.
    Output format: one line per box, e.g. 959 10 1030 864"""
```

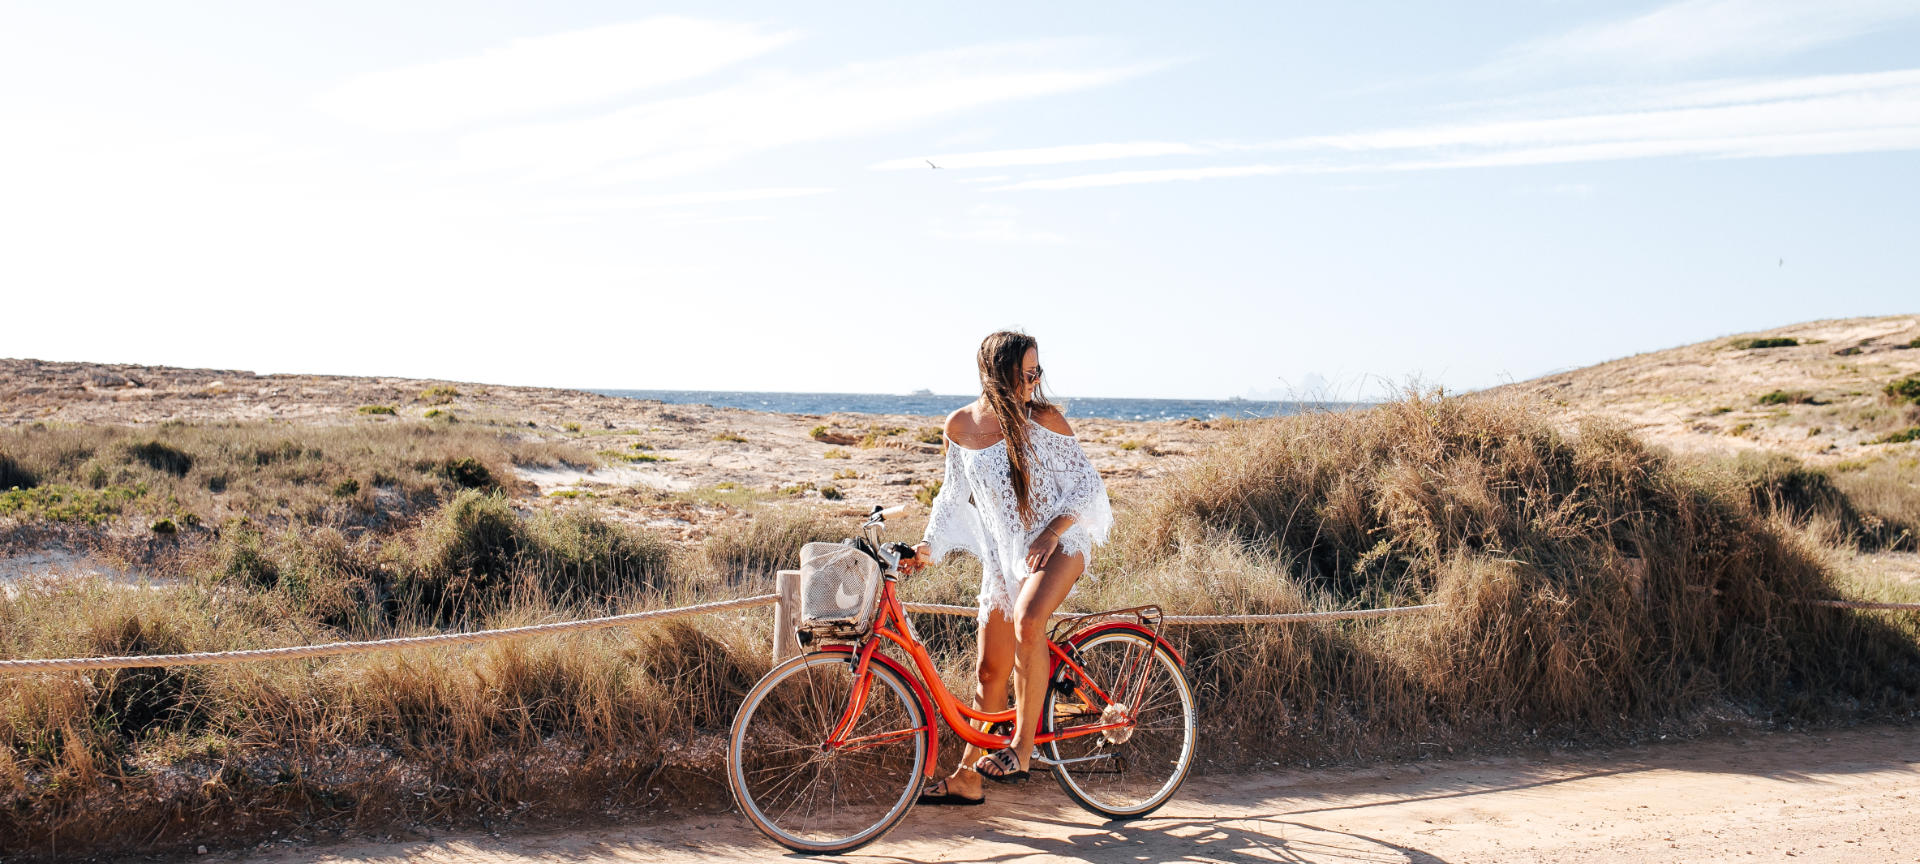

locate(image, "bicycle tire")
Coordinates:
727 650 928 854
1042 629 1196 819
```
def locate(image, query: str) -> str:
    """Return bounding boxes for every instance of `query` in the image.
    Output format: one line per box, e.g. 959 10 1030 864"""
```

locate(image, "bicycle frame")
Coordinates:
811 571 1183 779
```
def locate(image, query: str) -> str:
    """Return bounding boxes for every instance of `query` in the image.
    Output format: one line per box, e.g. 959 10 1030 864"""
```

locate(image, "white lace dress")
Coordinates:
921 418 1113 625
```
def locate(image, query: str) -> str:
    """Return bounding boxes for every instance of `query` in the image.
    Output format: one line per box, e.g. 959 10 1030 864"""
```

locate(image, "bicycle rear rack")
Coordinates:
1048 604 1164 645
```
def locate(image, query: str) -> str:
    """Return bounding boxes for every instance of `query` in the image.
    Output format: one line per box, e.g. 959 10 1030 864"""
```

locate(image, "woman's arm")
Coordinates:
909 433 984 573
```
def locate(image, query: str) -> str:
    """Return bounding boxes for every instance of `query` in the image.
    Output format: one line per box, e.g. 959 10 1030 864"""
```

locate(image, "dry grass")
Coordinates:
1111 390 1920 763
5 393 1920 856
0 420 587 537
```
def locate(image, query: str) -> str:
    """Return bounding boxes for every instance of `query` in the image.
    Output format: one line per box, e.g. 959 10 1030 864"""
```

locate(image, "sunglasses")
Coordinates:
1022 366 1044 384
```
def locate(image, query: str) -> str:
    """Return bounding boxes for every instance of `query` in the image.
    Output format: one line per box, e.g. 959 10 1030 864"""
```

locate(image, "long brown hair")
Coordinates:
977 330 1054 526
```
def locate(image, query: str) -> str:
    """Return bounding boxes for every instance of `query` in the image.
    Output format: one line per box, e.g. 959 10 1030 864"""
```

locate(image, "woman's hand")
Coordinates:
900 541 933 575
1024 529 1059 573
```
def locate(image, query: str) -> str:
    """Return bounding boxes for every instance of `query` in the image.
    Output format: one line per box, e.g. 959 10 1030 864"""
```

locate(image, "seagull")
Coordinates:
1779 258 1784 267
927 159 942 169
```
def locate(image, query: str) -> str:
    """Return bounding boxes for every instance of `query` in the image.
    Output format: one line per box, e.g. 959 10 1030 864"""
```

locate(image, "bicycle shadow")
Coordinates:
835 809 1449 864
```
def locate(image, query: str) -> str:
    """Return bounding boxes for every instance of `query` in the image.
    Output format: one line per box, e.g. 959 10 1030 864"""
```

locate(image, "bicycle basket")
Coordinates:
798 541 882 637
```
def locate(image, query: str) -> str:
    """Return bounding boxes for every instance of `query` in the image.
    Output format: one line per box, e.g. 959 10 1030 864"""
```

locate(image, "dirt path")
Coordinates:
237 724 1920 864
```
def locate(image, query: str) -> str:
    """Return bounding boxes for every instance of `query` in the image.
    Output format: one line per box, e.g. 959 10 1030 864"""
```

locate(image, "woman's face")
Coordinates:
1019 347 1041 403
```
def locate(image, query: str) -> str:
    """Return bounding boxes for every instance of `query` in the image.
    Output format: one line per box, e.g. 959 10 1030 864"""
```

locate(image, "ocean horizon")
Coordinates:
589 389 1362 421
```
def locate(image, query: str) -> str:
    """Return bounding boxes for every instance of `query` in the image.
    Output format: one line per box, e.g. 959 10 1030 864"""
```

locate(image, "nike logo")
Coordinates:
834 577 862 609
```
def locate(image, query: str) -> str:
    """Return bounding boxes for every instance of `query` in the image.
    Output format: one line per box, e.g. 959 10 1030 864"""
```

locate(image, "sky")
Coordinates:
2 1 1916 401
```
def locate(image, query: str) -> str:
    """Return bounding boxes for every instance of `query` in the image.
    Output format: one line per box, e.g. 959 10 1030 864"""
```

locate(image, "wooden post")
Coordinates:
773 569 802 664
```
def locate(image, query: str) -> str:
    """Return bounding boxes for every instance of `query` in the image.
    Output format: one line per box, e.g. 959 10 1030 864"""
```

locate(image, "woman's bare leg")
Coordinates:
1008 551 1086 772
943 608 1013 797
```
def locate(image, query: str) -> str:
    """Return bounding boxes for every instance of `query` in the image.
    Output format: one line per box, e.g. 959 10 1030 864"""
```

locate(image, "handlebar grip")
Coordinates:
878 505 906 516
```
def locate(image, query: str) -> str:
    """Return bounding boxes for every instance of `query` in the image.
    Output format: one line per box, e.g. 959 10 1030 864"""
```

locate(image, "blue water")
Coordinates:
589 389 1356 421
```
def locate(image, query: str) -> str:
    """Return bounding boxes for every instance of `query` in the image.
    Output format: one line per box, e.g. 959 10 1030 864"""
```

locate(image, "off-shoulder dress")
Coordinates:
920 416 1113 625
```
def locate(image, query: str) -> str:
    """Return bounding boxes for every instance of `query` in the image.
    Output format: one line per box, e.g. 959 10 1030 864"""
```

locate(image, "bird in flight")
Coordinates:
1779 258 1784 267
927 160 942 169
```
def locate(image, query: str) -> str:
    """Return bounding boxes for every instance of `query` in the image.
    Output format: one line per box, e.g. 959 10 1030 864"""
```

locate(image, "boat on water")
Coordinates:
909 388 934 396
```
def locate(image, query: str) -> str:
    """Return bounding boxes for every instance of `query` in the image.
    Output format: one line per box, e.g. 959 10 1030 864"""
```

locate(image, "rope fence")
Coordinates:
0 593 778 673
2 580 1914 673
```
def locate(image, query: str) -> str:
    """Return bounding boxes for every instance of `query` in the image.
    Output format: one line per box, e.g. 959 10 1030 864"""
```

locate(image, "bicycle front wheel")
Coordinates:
1043 629 1196 819
727 651 928 854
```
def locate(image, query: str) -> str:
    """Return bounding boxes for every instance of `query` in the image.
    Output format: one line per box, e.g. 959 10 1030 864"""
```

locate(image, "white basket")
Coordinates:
798 542 883 637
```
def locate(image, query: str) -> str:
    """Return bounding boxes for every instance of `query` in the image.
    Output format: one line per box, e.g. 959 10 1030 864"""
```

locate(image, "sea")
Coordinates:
589 389 1356 422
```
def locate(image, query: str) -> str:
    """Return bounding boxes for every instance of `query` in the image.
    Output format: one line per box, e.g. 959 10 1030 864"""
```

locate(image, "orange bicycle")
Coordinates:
726 505 1197 853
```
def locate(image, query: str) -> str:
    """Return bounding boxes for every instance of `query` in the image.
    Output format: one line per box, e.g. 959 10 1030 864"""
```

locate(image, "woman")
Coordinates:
900 330 1112 804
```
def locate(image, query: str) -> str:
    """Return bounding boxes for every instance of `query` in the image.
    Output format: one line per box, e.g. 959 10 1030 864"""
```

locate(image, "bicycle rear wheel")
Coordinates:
1042 629 1195 819
727 651 927 854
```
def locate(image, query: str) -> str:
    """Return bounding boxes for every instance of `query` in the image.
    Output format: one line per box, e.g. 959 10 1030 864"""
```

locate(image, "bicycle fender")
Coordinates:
1068 622 1186 667
812 646 941 775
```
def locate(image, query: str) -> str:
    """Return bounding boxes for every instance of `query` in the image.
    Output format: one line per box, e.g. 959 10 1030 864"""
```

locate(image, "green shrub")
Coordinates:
424 408 455 421
832 468 858 480
822 448 850 460
809 425 831 440
330 478 360 498
423 456 494 489
357 405 397 416
0 483 142 523
250 440 316 466
914 480 942 507
692 506 838 583
713 431 747 443
217 523 280 588
1757 390 1815 406
523 508 673 601
419 385 459 405
126 440 193 477
819 485 843 500
629 442 654 451
561 422 582 433
916 426 944 445
1876 428 1920 445
397 489 523 619
599 449 665 463
150 518 176 535
858 426 907 448
1709 406 1733 415
1730 337 1799 350
1886 375 1920 405
1729 423 1754 437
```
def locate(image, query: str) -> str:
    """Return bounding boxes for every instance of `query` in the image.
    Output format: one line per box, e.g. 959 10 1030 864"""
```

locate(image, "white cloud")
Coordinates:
1483 0 1920 76
870 141 1201 171
531 186 832 215
445 40 1160 184
929 204 1068 244
995 69 1920 190
995 163 1312 191
317 17 799 132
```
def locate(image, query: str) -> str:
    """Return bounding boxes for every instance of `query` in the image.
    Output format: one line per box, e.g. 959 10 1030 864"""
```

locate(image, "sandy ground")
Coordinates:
0 357 1227 542
1498 314 1920 463
228 724 1920 864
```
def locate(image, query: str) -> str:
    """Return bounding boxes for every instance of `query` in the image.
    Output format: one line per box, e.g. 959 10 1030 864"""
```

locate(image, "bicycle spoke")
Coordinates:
730 653 925 853
1045 631 1194 820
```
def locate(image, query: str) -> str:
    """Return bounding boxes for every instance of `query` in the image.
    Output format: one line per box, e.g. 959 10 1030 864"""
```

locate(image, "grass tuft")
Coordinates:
1730 337 1799 350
